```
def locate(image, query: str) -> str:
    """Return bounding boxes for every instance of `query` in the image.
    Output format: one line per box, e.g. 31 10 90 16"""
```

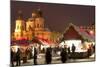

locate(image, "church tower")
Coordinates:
26 10 38 40
14 11 26 40
33 9 45 37
26 9 45 39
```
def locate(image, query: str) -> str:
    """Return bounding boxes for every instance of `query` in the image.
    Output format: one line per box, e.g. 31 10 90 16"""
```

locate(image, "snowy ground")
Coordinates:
14 53 95 67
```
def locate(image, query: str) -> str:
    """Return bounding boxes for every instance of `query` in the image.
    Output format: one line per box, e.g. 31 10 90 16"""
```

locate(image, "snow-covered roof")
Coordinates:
62 23 95 42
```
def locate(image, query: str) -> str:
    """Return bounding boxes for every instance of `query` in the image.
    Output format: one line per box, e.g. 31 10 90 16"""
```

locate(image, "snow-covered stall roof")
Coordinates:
61 23 95 42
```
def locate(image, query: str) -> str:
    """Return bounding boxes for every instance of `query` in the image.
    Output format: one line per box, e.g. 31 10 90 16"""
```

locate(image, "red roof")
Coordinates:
61 23 95 42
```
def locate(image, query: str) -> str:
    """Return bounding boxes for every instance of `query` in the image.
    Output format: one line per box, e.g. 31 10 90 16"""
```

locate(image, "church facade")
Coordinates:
13 9 51 41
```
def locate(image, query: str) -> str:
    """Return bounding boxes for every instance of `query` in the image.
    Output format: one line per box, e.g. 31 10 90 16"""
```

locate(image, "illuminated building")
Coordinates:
59 23 95 52
14 11 26 40
13 9 51 41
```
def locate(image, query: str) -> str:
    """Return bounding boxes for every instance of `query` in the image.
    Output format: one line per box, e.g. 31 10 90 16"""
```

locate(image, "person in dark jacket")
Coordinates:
60 48 67 63
87 45 92 58
16 48 21 66
67 46 71 58
93 45 95 53
72 44 76 53
11 48 14 67
33 47 38 65
45 47 52 64
48 46 52 52
71 44 76 59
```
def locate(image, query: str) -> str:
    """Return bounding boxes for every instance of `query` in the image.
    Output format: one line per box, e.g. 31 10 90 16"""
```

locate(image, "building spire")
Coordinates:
37 4 42 17
17 10 23 20
32 9 37 18
37 8 43 17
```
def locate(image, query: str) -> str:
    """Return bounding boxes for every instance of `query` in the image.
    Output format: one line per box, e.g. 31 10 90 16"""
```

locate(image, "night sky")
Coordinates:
11 1 95 33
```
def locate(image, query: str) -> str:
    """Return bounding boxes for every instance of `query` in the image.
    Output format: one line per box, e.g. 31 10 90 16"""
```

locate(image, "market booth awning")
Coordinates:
11 37 51 46
37 37 53 46
30 37 43 45
11 37 30 46
59 23 95 43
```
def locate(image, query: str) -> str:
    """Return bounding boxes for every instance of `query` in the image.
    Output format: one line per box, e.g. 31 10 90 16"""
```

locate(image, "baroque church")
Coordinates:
13 9 51 41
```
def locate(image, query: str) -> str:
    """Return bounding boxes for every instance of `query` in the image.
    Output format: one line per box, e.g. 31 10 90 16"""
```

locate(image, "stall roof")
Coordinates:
61 23 95 42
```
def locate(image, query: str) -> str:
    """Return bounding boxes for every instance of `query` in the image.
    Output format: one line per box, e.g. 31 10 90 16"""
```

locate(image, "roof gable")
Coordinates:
62 23 94 41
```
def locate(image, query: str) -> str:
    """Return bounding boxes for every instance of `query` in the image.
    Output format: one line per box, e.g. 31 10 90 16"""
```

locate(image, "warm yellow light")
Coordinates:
60 40 87 52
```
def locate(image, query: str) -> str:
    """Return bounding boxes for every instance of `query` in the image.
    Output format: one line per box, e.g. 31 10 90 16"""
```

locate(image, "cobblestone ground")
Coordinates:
15 54 95 67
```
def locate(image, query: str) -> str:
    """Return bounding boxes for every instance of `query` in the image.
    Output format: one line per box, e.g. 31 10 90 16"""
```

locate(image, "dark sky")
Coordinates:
11 1 95 33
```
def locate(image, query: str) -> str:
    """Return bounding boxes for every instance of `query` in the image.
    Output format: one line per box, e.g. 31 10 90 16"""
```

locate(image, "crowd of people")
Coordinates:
10 43 95 67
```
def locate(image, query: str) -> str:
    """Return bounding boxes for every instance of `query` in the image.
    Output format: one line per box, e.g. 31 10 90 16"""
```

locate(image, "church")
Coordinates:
13 9 51 41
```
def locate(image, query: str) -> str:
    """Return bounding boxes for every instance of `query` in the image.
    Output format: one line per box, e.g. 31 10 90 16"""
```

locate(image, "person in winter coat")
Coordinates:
45 47 52 64
60 48 68 63
32 46 38 65
11 48 14 67
16 48 21 66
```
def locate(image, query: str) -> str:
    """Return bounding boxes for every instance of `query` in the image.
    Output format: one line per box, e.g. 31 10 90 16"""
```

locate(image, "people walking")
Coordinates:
87 45 92 58
71 44 76 59
60 48 67 63
16 48 21 66
68 46 71 58
45 47 52 64
32 46 38 65
11 48 14 67
34 47 38 65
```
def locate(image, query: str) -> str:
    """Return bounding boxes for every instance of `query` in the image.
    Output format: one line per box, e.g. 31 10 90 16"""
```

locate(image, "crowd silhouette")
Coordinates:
10 43 95 67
